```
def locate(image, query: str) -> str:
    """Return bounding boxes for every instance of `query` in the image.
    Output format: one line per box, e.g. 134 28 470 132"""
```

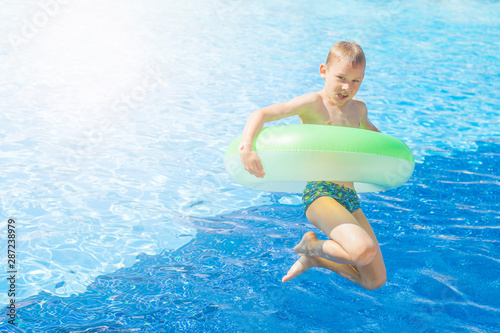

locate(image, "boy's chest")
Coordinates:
326 108 361 128
300 99 361 128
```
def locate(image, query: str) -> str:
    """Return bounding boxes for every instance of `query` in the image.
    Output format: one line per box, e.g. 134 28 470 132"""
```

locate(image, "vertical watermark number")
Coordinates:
6 219 17 325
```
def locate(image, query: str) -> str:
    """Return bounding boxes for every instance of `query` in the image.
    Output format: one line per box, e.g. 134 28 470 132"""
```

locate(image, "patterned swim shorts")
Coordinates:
302 181 361 213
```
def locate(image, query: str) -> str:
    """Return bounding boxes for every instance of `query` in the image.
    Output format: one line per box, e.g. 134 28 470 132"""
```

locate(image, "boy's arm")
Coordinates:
239 93 318 178
359 103 380 133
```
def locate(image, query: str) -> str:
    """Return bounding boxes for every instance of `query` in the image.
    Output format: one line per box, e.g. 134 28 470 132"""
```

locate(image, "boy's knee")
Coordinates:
350 241 377 266
362 275 386 290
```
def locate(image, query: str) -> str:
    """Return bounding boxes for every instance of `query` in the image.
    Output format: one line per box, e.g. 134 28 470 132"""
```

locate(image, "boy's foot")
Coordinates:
282 256 319 282
293 231 319 257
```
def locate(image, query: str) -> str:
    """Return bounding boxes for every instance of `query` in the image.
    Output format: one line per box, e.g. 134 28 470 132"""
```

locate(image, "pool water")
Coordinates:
1 0 499 332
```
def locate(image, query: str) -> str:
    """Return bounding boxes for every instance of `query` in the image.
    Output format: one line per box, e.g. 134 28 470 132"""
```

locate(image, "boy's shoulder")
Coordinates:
350 97 366 106
349 98 368 113
284 91 323 111
292 91 324 104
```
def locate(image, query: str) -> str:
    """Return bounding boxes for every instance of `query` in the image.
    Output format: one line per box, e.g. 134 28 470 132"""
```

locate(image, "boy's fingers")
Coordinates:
252 162 263 178
241 152 265 178
256 161 264 172
255 160 265 178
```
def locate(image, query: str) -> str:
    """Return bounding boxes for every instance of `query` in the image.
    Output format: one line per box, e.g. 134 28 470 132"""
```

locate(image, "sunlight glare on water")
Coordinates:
0 0 206 303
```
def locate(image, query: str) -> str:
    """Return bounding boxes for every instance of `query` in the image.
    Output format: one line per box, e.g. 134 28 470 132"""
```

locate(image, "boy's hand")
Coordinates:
240 150 266 178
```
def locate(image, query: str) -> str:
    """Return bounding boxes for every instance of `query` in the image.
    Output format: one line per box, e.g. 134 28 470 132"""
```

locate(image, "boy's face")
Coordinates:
320 60 365 105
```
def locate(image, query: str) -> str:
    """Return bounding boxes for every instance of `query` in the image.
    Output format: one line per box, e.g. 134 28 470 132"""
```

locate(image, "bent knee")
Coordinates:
349 241 378 266
361 275 387 290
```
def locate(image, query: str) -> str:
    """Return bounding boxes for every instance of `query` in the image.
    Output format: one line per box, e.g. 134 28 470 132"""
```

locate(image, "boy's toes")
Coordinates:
282 256 318 282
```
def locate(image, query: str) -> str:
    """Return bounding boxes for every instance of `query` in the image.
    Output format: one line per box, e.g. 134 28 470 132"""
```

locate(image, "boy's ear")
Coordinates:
319 64 327 79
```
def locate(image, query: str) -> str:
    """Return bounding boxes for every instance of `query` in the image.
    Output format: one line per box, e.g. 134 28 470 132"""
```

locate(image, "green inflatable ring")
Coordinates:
224 124 414 193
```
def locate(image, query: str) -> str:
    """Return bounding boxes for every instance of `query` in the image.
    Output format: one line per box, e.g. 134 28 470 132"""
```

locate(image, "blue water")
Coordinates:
1 0 499 332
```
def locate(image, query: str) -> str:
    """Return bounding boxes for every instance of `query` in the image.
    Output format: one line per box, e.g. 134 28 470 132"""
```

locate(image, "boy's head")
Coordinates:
325 41 365 70
320 41 366 104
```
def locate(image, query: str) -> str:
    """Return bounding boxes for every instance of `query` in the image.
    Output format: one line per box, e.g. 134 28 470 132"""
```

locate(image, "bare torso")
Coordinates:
298 91 366 190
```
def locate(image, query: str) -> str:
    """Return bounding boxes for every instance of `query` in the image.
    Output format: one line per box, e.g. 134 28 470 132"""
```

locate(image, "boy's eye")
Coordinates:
337 76 345 80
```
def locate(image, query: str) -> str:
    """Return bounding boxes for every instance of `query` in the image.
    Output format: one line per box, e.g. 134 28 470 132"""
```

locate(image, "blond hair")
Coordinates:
326 41 366 69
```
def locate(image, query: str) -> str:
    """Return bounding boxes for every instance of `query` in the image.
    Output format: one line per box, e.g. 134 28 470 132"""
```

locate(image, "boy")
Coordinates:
239 42 386 290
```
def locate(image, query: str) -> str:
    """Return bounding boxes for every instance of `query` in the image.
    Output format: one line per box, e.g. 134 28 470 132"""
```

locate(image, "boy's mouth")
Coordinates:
337 92 349 100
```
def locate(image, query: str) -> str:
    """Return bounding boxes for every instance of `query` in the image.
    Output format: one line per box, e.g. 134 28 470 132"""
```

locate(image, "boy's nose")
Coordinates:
342 83 350 91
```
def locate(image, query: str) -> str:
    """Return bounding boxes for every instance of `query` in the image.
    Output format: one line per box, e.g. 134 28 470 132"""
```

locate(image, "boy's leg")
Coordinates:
350 208 386 289
301 196 378 266
282 197 386 290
